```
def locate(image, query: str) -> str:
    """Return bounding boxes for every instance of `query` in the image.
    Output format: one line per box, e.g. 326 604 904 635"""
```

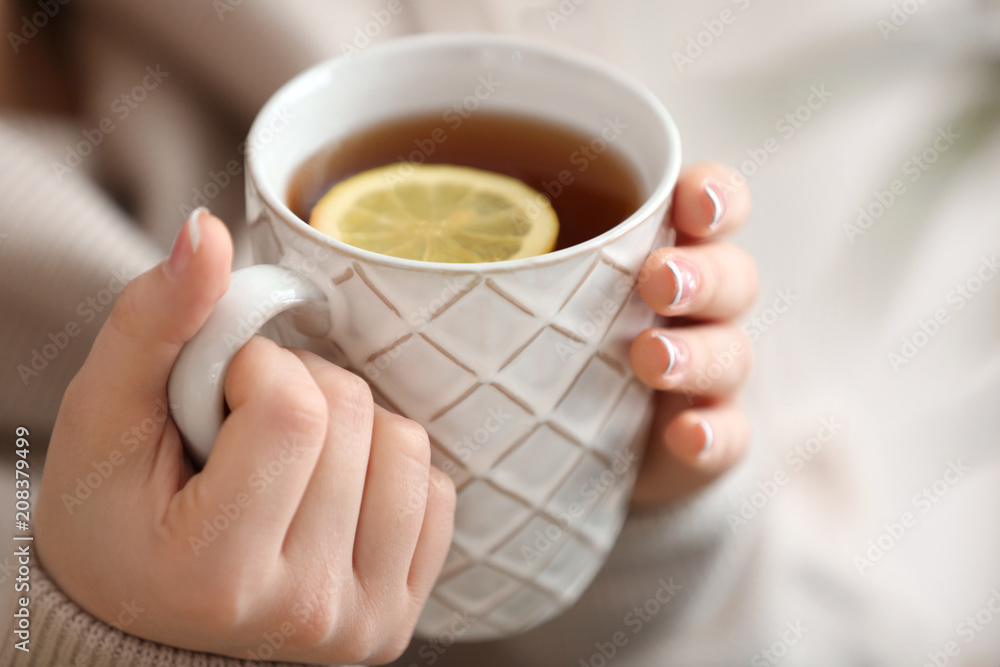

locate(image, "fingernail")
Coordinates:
167 207 207 279
705 181 726 230
663 257 700 310
188 206 204 252
697 419 714 459
654 334 684 379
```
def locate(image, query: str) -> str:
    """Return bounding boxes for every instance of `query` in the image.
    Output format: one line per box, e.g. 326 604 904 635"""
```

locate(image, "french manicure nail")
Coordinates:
697 419 714 459
188 206 205 252
664 257 700 309
705 181 726 230
167 207 208 279
654 334 680 378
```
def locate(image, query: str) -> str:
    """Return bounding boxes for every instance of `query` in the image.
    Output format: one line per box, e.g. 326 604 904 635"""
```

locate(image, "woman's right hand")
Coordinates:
35 209 456 665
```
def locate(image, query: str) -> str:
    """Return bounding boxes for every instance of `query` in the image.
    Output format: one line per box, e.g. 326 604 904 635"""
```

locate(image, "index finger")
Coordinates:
670 162 752 241
171 337 330 557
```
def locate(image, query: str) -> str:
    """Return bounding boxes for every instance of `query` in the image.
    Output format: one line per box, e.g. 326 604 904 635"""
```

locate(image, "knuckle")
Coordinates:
381 412 431 470
288 579 342 647
346 562 419 662
372 623 417 664
172 569 254 628
327 368 374 412
227 338 254 374
195 591 244 628
266 377 328 442
357 596 419 665
226 336 272 391
341 604 385 664
428 466 457 514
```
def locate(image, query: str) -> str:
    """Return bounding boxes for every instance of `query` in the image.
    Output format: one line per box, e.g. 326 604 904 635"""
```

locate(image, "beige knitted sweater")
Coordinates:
2 0 1000 665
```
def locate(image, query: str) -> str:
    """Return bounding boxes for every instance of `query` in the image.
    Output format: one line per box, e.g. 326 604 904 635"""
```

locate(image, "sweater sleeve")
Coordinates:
0 565 316 667
0 116 164 438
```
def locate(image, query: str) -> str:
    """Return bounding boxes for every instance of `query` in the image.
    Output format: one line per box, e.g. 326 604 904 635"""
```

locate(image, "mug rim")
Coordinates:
246 32 682 274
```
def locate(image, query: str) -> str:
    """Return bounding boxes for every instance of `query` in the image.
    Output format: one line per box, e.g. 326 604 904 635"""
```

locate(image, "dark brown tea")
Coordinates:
287 111 644 252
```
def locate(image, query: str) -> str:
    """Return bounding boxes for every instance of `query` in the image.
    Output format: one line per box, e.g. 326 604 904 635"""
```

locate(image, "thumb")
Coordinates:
73 208 233 434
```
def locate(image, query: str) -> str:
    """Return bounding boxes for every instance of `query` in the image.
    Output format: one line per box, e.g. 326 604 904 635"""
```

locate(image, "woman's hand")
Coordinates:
630 163 758 507
35 210 456 665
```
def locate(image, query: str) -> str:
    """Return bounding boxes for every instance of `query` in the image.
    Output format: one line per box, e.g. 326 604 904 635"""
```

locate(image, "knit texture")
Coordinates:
0 567 309 667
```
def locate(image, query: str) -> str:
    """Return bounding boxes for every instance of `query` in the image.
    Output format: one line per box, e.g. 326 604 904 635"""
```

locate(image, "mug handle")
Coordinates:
167 264 328 465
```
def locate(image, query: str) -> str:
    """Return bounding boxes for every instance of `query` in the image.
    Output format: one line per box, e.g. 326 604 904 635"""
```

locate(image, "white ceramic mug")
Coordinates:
168 33 680 641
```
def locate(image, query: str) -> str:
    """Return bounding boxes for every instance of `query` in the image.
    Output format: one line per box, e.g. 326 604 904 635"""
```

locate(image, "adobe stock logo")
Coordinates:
672 0 753 72
922 588 1000 667
750 620 809 667
887 255 998 371
853 460 969 574
726 416 843 533
843 126 959 244
51 66 170 181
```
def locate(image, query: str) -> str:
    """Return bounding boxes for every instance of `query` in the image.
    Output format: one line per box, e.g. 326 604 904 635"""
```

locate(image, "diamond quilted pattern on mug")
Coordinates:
549 356 629 444
545 453 615 524
593 381 652 460
435 564 520 617
579 480 630 553
599 215 663 271
554 257 633 343
367 334 476 424
439 544 472 580
269 319 348 367
424 280 539 377
490 515 569 578
429 384 534 476
535 536 604 602
485 252 596 322
247 211 283 265
490 425 584 506
452 481 533 559
413 596 452 637
357 262 479 328
493 327 592 416
429 444 472 490
487 586 560 634
245 177 262 223
330 270 412 361
598 286 655 365
417 596 472 639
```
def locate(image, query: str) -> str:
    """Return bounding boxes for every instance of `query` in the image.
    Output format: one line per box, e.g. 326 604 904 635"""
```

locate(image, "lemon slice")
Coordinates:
309 163 559 263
